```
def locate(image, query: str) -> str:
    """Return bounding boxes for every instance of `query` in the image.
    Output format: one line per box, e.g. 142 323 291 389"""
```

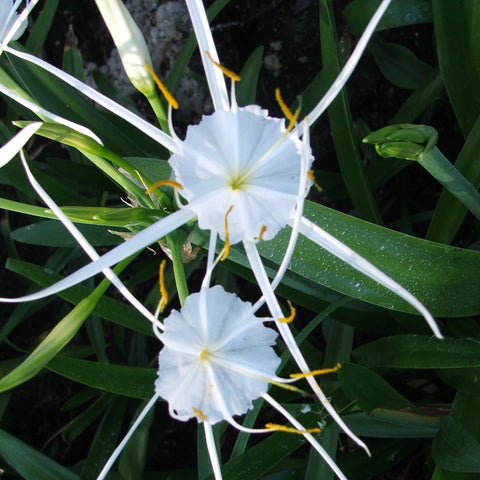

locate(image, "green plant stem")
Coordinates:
146 92 169 134
166 232 189 306
421 147 480 222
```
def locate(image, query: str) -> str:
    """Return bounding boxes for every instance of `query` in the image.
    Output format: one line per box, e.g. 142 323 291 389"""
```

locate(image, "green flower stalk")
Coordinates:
94 0 155 97
364 124 480 221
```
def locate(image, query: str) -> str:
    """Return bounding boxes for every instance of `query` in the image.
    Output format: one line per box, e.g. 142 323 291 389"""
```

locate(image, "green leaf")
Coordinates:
6 258 154 337
25 0 60 56
0 256 127 392
391 68 445 123
236 46 264 106
344 0 433 36
257 201 480 317
0 429 79 480
82 396 128 480
5 51 157 156
339 363 415 412
0 298 93 392
47 356 156 399
369 38 434 90
344 409 439 438
11 220 122 247
63 394 112 443
118 400 155 479
353 335 480 369
124 156 171 181
426 112 480 244
433 0 480 137
432 416 480 472
437 368 480 394
205 427 307 480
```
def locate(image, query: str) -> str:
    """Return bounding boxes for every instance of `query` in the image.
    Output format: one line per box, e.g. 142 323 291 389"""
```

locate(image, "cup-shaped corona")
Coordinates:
95 0 155 96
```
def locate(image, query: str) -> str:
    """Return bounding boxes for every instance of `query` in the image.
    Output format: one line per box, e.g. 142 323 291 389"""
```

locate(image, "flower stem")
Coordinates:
166 231 189 306
420 147 480 222
146 91 169 134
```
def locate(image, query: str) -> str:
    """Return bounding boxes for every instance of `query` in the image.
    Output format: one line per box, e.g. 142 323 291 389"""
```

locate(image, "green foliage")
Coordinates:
1 0 480 479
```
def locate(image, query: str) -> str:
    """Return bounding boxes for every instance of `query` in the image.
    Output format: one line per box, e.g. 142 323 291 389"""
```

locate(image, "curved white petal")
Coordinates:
19 151 157 324
185 0 229 111
0 0 39 45
298 216 442 338
0 122 41 168
243 239 371 454
307 0 392 127
0 208 195 303
2 45 178 152
0 82 102 143
97 393 160 480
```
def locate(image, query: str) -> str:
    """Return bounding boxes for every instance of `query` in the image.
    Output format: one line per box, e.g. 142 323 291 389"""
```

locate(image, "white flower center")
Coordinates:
169 105 311 244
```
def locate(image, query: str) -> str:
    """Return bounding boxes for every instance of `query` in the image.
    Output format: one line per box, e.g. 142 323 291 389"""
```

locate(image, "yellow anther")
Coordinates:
307 170 323 192
257 225 267 241
265 423 321 435
205 51 241 82
278 300 296 323
192 407 207 421
145 179 184 195
220 205 234 261
275 88 299 131
158 259 168 313
289 363 342 379
145 64 179 109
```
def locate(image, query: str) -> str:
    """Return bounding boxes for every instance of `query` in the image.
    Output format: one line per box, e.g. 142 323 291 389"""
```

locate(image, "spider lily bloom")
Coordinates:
98 285 348 480
94 0 156 97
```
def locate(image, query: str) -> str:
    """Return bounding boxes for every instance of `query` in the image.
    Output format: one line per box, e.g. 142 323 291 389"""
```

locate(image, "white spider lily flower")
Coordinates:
170 105 309 244
94 0 155 97
156 285 281 424
0 0 39 46
98 286 348 480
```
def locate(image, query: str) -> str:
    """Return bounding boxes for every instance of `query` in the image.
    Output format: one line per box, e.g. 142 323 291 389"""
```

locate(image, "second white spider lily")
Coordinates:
98 285 348 480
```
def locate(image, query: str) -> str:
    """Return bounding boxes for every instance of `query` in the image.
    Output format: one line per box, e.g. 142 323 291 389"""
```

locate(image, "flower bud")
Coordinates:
363 124 438 161
95 0 155 96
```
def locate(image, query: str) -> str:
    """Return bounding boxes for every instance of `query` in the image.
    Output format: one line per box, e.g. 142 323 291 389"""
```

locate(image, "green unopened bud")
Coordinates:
363 124 438 161
95 0 155 96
